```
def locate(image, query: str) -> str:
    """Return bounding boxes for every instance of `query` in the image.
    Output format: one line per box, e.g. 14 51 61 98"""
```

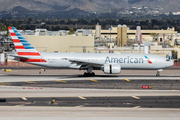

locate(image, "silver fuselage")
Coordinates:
24 52 173 70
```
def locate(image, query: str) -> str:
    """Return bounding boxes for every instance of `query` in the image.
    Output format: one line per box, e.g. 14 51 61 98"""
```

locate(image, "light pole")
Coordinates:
110 27 111 43
109 25 112 43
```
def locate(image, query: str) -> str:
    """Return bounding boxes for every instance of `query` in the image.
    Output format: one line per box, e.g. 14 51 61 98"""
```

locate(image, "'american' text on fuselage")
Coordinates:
105 56 144 64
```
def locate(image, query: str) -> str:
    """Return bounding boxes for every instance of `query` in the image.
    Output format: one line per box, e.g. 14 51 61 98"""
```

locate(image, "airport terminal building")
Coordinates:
23 35 94 53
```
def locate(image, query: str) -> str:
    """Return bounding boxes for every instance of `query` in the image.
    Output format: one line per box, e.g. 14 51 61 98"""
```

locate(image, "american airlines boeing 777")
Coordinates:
8 27 174 77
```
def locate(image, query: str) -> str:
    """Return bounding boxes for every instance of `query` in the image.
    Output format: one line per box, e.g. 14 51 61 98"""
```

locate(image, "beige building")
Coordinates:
23 35 94 53
117 25 127 47
93 26 178 43
127 28 177 42
18 26 179 60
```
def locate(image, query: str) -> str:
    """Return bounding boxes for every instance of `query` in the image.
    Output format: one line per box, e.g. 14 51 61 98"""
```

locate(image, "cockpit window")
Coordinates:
166 58 170 61
166 55 171 61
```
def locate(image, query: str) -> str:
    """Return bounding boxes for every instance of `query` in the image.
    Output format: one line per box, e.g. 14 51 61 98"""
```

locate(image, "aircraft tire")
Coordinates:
84 72 95 77
84 72 88 77
156 73 160 77
92 72 95 76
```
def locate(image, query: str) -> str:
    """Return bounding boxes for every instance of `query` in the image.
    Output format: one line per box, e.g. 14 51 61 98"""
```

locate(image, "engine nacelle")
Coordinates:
103 64 121 74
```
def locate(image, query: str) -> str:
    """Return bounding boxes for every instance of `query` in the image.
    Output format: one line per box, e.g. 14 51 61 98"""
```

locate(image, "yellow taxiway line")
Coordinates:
56 80 67 83
125 79 130 82
90 79 98 82
24 81 37 84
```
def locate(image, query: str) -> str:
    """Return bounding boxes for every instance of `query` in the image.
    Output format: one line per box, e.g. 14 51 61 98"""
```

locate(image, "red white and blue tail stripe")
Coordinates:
8 27 46 63
8 27 40 56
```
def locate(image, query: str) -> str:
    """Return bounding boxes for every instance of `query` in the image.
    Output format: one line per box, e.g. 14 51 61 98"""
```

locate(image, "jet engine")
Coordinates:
103 64 121 74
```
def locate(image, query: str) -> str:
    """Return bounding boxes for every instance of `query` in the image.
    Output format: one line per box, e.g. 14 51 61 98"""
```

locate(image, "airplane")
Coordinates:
8 27 174 77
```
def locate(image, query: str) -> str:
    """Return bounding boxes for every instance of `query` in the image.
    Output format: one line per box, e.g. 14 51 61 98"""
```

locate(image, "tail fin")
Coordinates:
8 27 41 57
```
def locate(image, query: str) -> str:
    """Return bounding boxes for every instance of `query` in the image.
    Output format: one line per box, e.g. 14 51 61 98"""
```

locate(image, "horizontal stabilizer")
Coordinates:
8 54 47 63
8 54 30 59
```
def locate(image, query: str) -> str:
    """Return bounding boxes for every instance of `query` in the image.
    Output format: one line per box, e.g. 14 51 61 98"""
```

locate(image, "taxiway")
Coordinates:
0 69 180 120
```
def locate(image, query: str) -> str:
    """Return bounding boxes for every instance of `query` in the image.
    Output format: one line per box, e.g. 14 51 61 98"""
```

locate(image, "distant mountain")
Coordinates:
0 0 180 17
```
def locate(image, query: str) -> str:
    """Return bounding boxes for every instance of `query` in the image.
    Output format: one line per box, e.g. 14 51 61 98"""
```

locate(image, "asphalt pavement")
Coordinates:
1 79 180 90
1 96 180 108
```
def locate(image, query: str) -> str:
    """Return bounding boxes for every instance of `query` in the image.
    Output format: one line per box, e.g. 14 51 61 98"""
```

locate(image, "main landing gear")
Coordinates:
156 69 162 77
83 67 95 77
84 72 95 77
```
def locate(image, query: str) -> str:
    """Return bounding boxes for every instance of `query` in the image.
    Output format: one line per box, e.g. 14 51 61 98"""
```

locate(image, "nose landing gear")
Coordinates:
156 72 160 77
156 69 163 77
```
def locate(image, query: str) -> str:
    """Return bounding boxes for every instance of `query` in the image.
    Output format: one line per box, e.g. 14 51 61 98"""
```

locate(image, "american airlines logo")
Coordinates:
105 56 144 64
144 55 152 64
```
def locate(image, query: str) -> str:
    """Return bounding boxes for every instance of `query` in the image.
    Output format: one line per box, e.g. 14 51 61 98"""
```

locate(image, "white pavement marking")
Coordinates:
132 96 140 99
14 105 24 107
133 106 141 108
94 113 114 114
21 97 28 100
78 96 86 100
2 76 180 82
41 113 61 114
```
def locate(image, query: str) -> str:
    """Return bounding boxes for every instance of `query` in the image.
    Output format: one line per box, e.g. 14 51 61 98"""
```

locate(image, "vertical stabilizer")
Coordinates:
8 27 41 57
8 27 47 63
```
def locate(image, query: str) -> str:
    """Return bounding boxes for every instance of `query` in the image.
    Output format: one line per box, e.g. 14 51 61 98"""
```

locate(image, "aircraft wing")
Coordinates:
65 58 104 67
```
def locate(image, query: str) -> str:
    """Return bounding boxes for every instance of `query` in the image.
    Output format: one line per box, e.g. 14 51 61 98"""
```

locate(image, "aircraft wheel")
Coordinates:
84 72 88 77
92 72 95 76
156 73 160 77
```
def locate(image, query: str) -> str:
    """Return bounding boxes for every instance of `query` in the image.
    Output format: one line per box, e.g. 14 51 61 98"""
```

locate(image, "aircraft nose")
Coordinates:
166 60 174 67
171 60 174 66
168 60 174 67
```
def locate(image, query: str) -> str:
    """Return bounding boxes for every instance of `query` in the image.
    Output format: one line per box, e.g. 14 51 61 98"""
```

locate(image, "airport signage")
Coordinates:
142 86 149 89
